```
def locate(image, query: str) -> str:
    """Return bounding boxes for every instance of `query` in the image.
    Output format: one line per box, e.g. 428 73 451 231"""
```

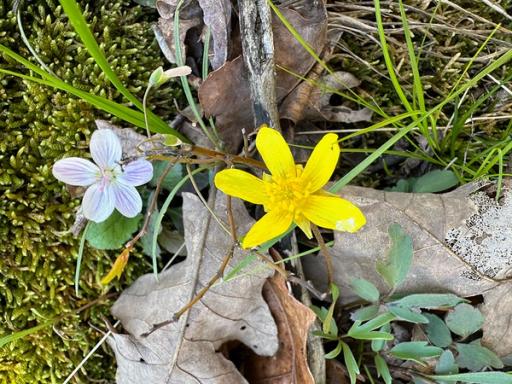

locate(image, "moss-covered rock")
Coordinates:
0 1 179 382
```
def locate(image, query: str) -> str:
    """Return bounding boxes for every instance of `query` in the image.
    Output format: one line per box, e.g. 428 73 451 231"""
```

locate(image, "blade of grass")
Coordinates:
374 0 413 114
151 167 207 278
51 1 174 133
0 44 188 140
330 46 512 192
0 320 55 348
398 0 433 146
74 222 90 297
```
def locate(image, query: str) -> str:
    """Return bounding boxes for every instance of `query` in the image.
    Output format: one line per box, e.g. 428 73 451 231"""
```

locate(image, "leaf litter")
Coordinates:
303 182 512 355
108 192 278 383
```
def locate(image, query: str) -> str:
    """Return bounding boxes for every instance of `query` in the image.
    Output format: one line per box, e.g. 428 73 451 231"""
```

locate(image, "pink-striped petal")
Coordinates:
112 182 142 218
52 158 100 186
82 183 115 223
90 129 122 168
118 159 153 186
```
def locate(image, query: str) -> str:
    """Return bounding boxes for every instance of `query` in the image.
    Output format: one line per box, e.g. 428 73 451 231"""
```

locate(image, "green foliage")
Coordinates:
150 161 184 191
424 314 453 348
392 294 466 309
85 211 142 250
0 1 181 382
390 341 443 365
350 278 380 303
376 223 413 289
446 303 485 338
312 223 506 383
427 372 512 384
389 170 459 193
456 342 503 372
436 350 458 375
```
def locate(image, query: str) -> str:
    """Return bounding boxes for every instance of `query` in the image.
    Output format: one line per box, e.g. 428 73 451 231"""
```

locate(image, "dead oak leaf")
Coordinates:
243 273 316 384
108 192 278 383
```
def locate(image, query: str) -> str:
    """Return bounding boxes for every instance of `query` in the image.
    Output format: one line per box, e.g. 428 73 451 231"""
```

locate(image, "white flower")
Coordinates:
52 129 153 223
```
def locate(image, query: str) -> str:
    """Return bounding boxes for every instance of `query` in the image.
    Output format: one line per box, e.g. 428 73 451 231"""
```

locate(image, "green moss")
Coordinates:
0 1 180 382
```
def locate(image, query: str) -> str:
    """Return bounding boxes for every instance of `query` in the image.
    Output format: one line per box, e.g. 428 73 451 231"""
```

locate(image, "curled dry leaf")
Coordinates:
303 183 512 355
198 4 327 152
198 0 231 70
155 0 203 64
243 273 316 384
281 71 372 124
108 192 278 383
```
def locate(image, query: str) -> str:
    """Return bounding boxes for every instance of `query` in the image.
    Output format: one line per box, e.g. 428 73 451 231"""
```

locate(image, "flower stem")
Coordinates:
311 224 334 287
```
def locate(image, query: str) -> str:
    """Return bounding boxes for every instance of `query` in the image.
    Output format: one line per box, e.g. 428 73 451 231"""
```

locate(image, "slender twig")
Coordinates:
144 145 266 170
311 224 334 287
62 320 121 384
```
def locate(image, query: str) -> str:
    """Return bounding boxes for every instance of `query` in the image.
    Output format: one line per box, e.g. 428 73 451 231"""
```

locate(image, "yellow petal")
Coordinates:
303 194 366 233
295 214 312 239
214 169 268 204
101 248 130 285
256 126 296 178
301 133 340 192
242 209 293 248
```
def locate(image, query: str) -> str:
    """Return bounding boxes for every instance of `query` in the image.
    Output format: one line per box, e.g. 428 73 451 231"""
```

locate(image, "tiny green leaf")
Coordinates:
351 305 379 322
427 372 512 384
376 223 413 289
85 211 142 250
163 134 182 147
436 350 458 375
412 170 459 193
350 278 380 302
150 162 183 191
342 341 360 384
390 341 443 364
456 342 503 372
312 305 338 337
393 294 465 309
445 303 484 338
388 305 429 324
424 313 452 348
323 283 340 336
388 178 414 192
374 354 392 384
349 312 395 336
371 323 391 352
325 341 343 359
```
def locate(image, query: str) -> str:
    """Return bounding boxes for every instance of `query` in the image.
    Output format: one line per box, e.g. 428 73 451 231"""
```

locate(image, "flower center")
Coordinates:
98 164 122 191
264 175 311 217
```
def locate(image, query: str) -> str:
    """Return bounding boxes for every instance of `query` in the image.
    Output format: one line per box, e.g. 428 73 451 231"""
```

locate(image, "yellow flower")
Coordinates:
214 126 366 248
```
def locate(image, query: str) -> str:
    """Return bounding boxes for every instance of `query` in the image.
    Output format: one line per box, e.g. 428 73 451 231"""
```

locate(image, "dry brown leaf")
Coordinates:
303 184 512 355
198 0 231 70
198 4 327 152
155 1 203 64
243 273 316 384
281 71 372 124
108 192 278 383
325 360 349 384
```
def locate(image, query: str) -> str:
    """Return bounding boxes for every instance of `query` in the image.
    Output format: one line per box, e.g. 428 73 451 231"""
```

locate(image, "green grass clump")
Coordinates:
0 1 179 382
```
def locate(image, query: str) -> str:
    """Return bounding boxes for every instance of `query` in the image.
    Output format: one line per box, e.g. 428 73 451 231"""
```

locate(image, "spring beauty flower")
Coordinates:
52 129 153 223
214 126 366 248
